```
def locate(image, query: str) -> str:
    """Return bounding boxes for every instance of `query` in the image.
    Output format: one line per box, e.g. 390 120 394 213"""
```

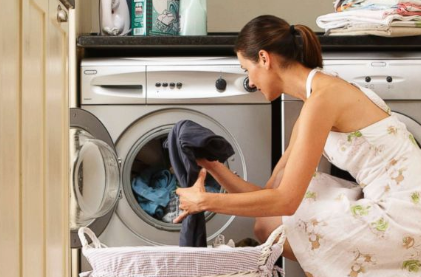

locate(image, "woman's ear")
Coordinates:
258 50 271 69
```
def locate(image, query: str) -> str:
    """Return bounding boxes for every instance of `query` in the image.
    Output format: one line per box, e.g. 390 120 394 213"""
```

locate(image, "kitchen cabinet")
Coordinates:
0 0 70 276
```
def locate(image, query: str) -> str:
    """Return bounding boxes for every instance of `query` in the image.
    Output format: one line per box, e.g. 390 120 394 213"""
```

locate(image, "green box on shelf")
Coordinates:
147 0 180 36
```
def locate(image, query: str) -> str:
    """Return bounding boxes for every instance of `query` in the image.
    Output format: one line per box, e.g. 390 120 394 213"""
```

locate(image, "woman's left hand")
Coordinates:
173 168 207 224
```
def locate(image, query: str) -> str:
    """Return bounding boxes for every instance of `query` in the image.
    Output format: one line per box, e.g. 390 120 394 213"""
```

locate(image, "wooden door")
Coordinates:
0 0 70 276
0 0 21 275
45 1 70 276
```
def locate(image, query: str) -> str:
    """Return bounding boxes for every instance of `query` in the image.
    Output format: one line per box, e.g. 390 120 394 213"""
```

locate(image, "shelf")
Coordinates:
318 35 421 50
77 33 421 57
78 33 237 49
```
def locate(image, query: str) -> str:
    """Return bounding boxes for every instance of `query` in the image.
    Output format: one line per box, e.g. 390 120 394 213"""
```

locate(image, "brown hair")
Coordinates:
234 15 323 69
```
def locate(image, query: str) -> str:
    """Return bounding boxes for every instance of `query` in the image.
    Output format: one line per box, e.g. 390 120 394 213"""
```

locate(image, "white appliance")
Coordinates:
100 0 131 36
282 52 421 276
70 57 272 272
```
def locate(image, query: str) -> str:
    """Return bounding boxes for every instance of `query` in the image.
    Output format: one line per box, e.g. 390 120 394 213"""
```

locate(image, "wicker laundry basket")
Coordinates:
78 225 286 277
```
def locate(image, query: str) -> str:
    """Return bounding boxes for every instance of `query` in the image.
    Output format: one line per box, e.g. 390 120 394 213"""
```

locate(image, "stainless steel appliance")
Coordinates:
70 57 272 273
282 52 421 276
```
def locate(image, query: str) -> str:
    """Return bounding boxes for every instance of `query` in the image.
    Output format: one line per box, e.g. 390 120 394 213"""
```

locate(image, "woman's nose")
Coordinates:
248 78 256 89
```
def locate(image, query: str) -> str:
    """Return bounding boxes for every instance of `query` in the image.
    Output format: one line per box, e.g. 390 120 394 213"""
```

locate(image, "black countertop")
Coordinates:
78 33 421 57
59 0 74 9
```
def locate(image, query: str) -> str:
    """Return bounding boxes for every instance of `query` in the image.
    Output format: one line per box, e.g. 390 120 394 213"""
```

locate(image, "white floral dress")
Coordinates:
283 69 421 277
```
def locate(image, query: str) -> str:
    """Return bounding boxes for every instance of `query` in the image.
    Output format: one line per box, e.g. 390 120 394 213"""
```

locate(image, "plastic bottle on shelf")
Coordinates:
179 0 207 36
131 0 147 36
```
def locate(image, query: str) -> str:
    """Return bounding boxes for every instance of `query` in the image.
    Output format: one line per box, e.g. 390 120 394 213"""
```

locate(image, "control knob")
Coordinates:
243 77 257 92
215 77 227 92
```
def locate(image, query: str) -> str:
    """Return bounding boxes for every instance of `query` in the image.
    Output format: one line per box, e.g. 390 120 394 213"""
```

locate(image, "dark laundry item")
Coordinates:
235 237 260 248
204 175 221 193
163 120 235 247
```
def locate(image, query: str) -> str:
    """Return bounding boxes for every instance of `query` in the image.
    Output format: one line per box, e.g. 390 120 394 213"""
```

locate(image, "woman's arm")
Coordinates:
264 117 300 189
174 94 337 222
201 160 261 193
202 116 301 193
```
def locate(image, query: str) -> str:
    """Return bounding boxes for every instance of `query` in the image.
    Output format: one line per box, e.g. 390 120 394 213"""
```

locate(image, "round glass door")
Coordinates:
70 129 120 230
123 125 222 232
70 108 121 248
114 108 245 245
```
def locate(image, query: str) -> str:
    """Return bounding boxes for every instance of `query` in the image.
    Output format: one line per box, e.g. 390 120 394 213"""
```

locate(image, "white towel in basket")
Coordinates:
78 225 286 277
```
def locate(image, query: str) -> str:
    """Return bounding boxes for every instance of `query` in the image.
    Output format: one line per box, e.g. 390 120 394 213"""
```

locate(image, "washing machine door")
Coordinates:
114 107 249 246
70 108 121 248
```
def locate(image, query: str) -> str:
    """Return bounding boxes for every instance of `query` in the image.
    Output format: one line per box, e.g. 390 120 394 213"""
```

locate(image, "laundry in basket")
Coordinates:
78 225 286 277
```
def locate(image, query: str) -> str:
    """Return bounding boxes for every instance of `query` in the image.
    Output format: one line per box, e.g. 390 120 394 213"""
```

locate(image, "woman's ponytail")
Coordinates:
235 15 323 69
294 25 323 69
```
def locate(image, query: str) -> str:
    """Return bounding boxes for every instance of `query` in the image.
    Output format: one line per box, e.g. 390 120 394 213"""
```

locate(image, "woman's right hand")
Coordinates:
196 158 218 170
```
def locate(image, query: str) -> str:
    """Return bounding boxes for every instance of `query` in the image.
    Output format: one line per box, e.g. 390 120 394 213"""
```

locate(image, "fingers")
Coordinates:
195 168 207 186
196 158 206 168
173 169 207 224
173 210 189 224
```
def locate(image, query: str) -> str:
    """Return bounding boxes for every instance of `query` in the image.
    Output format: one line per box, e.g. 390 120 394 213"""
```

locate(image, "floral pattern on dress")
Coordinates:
385 157 408 187
411 192 420 205
409 134 418 148
387 126 398 135
304 191 317 201
296 219 327 251
337 131 367 154
348 249 377 277
370 217 390 238
402 235 421 275
350 204 371 217
372 144 385 157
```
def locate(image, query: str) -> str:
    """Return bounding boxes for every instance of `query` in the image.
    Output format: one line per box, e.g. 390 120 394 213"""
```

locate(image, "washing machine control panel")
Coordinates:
81 58 270 105
146 65 268 104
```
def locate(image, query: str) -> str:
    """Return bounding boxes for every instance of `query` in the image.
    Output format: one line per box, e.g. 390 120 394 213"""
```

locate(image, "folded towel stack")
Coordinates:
316 0 421 37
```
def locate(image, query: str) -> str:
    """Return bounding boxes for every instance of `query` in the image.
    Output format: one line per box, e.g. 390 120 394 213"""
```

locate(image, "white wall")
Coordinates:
208 0 333 32
79 0 333 34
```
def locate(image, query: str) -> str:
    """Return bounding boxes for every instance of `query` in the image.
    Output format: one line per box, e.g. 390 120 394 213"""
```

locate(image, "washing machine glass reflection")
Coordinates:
70 128 120 230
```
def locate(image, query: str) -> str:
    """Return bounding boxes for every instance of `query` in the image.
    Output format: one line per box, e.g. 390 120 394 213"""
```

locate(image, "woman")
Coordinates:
174 15 421 276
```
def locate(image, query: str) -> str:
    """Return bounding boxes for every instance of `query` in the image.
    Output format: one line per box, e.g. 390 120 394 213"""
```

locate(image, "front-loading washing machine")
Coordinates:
70 57 272 273
281 52 421 277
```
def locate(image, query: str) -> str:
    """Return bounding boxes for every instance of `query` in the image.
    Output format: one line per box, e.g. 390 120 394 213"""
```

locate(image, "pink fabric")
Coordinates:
394 2 421 15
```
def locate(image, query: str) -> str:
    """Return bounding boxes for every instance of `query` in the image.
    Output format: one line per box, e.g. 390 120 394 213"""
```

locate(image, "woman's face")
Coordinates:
237 51 282 101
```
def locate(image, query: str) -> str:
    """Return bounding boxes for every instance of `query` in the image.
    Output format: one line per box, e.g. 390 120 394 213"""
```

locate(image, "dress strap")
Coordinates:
306 68 321 99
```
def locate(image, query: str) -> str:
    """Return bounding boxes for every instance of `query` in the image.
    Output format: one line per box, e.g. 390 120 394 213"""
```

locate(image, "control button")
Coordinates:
365 76 371 83
162 83 168 87
243 77 257 92
176 82 182 89
169 82 175 88
215 78 227 92
386 76 393 83
84 70 97 75
155 82 161 87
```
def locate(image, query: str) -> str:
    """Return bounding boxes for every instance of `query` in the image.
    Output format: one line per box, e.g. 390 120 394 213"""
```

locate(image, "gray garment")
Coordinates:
163 120 235 247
